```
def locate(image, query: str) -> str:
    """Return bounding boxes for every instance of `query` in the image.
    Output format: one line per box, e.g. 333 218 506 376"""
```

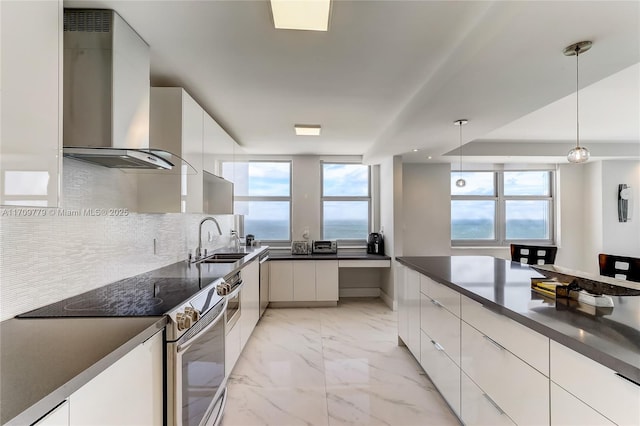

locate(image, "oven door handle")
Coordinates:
227 280 244 299
177 298 228 354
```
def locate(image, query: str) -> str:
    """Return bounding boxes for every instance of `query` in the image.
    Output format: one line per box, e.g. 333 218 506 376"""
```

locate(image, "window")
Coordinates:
222 161 291 241
451 171 554 245
321 163 370 240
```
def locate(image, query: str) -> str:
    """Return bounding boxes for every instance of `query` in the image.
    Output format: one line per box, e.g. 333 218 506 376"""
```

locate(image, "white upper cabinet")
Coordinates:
138 87 239 214
1 0 63 207
138 87 203 213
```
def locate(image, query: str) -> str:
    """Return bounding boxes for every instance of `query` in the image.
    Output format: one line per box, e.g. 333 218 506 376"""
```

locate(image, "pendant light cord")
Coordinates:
459 123 463 174
575 45 580 149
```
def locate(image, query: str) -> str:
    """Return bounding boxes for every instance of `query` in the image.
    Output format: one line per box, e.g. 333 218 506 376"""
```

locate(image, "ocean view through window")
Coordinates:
222 161 291 241
451 170 554 245
322 163 370 240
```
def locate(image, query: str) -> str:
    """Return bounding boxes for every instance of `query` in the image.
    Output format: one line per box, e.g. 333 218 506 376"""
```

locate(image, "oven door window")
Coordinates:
181 321 225 426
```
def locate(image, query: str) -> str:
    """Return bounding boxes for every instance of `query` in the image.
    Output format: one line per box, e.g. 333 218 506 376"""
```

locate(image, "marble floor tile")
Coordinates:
221 298 460 426
222 384 330 426
326 383 458 426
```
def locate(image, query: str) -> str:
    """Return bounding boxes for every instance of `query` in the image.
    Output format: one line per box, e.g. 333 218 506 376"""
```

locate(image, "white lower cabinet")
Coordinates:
396 262 409 346
269 260 339 302
269 261 293 302
316 260 339 301
293 261 316 301
34 401 69 426
69 331 163 425
225 321 241 377
550 341 640 426
420 331 461 416
240 259 260 349
461 372 515 426
461 321 549 426
420 293 460 364
550 382 614 426
406 268 421 359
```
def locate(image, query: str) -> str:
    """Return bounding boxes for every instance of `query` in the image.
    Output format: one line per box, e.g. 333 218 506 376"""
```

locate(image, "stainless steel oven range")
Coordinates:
166 271 241 426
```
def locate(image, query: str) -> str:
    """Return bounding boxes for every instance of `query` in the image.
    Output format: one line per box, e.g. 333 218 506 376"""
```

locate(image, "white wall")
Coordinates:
379 156 403 308
291 156 321 241
402 163 452 255
601 160 640 257
0 159 233 321
555 164 587 270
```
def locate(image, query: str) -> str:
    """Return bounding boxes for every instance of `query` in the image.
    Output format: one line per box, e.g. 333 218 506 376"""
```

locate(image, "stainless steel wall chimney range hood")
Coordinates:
62 9 173 170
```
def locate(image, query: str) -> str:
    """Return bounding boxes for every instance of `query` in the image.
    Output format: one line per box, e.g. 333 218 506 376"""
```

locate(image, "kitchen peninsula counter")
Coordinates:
396 255 640 384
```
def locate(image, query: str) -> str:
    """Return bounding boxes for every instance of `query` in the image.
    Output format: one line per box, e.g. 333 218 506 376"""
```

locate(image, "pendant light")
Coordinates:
454 119 468 187
564 41 592 163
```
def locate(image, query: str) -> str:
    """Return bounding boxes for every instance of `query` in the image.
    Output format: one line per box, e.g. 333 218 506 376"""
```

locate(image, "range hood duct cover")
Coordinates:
62 9 173 170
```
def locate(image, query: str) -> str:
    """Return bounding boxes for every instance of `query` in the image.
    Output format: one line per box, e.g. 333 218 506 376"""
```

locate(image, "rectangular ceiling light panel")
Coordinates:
295 125 321 136
270 0 331 31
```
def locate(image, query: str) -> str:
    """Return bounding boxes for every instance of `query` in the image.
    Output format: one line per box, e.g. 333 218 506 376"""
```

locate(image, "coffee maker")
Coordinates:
367 233 385 255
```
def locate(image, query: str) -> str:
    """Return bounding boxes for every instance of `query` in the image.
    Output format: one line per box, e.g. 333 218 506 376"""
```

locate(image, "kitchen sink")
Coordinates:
197 253 248 263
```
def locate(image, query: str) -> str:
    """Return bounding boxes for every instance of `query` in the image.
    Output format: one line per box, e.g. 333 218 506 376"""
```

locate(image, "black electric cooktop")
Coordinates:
18 261 232 318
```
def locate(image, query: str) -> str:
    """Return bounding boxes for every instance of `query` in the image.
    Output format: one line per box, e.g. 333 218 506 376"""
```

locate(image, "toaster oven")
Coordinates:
312 240 337 254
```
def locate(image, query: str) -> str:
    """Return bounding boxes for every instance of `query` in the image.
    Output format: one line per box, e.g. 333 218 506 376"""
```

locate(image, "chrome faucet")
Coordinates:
196 217 222 259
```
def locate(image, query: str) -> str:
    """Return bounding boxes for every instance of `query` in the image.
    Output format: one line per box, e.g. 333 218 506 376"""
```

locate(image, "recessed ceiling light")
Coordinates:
294 124 321 136
412 149 419 152
270 0 331 31
427 156 432 160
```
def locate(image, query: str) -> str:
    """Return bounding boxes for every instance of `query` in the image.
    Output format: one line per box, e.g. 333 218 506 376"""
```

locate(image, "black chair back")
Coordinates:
598 254 640 282
510 244 558 265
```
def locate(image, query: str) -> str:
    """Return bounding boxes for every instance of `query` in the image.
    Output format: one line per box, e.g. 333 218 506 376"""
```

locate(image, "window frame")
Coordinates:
224 160 293 244
320 162 372 243
451 170 555 247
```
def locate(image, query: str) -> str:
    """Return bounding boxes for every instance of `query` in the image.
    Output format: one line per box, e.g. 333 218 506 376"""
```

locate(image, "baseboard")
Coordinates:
339 287 381 298
380 291 395 310
268 301 337 308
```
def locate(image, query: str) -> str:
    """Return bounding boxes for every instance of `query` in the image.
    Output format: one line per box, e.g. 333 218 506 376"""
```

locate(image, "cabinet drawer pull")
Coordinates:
482 393 505 415
431 299 444 308
431 339 445 351
482 334 506 351
615 372 640 388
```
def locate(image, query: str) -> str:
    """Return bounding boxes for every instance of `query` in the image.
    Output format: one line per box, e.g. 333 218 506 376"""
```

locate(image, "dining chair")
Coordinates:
510 244 558 265
598 253 640 282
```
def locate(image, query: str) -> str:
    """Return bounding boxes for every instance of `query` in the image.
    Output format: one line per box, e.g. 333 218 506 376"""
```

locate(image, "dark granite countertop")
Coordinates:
1 246 268 425
396 255 640 384
268 250 391 261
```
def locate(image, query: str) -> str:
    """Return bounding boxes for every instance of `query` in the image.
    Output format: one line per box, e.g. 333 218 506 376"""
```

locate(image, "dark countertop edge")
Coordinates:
5 316 167 426
396 256 640 384
268 252 391 261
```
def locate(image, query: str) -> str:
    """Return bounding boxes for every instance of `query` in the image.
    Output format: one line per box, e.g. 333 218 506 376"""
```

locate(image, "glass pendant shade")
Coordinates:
455 178 466 187
567 146 590 163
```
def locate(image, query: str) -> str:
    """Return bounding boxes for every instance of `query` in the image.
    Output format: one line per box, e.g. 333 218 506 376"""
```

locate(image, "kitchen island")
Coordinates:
396 255 640 426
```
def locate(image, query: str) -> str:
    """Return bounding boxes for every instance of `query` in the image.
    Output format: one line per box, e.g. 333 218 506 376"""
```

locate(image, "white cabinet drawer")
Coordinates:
550 382 614 426
420 275 460 316
461 372 515 426
420 294 460 365
550 341 640 426
420 331 460 416
461 295 549 376
461 322 549 426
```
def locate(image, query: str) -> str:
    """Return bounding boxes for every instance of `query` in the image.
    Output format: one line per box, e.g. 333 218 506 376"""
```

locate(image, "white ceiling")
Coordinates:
64 0 640 164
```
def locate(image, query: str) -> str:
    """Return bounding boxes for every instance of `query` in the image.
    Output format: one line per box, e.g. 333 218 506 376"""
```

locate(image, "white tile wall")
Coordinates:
0 160 233 321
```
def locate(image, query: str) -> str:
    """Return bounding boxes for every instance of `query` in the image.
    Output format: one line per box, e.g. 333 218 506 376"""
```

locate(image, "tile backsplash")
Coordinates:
0 160 233 321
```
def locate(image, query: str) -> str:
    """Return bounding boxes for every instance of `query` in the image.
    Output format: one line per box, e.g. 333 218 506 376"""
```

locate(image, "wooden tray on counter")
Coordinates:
531 264 640 296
